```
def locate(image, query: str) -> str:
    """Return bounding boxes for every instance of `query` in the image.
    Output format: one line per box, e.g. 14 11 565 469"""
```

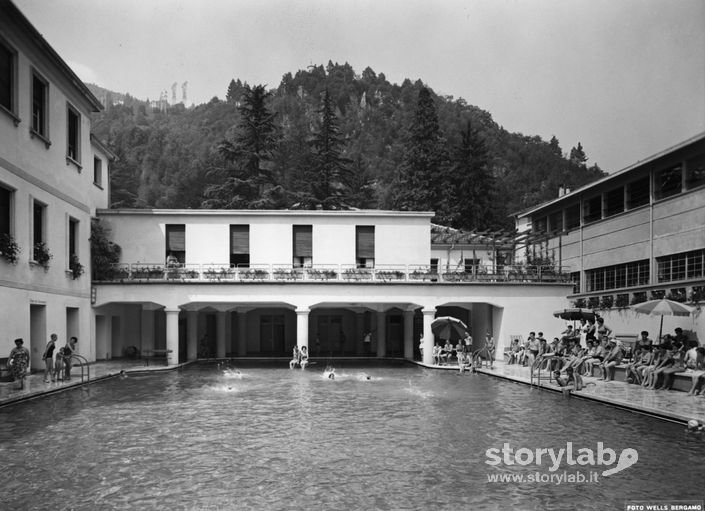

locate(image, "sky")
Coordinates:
13 0 705 173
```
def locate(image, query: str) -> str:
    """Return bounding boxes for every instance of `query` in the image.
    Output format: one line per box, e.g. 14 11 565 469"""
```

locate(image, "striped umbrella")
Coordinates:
630 298 695 343
431 316 470 341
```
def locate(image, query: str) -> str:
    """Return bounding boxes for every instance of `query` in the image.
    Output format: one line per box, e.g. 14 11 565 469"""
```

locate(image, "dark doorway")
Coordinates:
260 315 286 355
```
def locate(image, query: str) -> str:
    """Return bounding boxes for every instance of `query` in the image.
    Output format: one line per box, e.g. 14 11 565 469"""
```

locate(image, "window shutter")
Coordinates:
230 225 250 254
293 225 312 257
166 225 185 251
356 226 375 258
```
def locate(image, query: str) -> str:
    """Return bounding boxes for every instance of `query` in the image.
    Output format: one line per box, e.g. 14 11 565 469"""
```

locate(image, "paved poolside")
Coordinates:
3 358 705 425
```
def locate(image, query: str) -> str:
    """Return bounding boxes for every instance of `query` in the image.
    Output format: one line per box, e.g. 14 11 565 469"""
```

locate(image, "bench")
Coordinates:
142 349 172 366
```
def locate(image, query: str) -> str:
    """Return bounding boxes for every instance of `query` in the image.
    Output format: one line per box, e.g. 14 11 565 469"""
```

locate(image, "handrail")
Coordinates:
67 354 90 383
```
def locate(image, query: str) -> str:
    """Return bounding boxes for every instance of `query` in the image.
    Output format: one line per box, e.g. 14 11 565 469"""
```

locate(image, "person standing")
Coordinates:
8 338 30 390
64 336 78 381
42 333 57 382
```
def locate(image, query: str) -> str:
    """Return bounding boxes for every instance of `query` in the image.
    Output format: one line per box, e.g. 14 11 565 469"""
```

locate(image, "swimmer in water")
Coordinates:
687 419 704 433
119 370 127 379
324 365 336 379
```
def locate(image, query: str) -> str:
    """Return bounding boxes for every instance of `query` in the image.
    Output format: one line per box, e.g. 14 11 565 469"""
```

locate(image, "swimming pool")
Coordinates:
1 362 703 510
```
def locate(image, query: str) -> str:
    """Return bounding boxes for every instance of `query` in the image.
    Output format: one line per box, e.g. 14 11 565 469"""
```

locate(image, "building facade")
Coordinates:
0 0 111 368
516 133 705 342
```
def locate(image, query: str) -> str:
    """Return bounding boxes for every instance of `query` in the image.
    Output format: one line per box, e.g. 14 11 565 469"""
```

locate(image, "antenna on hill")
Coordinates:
182 81 188 104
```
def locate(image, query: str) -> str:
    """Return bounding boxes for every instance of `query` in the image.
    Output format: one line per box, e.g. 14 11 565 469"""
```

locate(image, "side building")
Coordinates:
0 0 112 368
516 133 705 343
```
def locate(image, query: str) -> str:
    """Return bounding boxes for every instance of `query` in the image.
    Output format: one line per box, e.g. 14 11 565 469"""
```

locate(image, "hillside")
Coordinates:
87 62 605 230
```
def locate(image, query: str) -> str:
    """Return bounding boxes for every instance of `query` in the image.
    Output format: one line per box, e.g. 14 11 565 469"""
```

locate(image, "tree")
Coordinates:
392 87 449 215
307 89 352 208
569 142 587 166
202 84 280 208
445 120 498 229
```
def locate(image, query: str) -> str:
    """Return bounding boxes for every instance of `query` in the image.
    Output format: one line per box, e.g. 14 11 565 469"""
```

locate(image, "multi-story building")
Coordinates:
0 0 112 368
515 132 705 342
93 209 572 365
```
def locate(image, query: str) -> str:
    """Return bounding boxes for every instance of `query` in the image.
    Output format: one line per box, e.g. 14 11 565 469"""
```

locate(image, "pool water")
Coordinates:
1 363 704 510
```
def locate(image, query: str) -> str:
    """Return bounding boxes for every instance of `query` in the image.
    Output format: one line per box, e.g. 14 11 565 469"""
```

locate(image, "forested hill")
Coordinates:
88 61 606 231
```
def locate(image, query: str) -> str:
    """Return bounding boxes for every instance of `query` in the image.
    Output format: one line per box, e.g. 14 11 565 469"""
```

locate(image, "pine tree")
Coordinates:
307 89 352 208
202 84 279 208
569 142 587 166
392 87 449 215
446 120 498 229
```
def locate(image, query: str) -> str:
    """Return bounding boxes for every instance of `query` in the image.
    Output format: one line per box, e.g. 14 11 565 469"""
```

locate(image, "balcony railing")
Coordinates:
95 263 571 284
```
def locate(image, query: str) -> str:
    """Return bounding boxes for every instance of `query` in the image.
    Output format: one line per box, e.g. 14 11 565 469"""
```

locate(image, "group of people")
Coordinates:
6 334 78 390
430 333 496 371
289 345 309 369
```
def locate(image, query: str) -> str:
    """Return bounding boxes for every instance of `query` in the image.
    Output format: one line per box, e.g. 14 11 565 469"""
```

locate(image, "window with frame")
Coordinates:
548 210 563 233
464 258 481 273
686 153 705 190
430 258 439 273
0 184 12 236
657 249 705 283
68 217 78 260
355 226 374 268
292 225 312 268
570 271 580 294
165 224 185 264
586 259 649 292
565 203 580 230
32 200 46 259
32 73 48 137
93 157 102 187
654 164 682 200
67 105 80 162
0 39 16 114
532 216 547 234
230 224 250 268
627 176 650 209
604 186 624 217
583 196 602 223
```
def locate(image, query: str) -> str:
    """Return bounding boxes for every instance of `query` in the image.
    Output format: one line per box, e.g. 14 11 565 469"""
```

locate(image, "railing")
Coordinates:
95 263 571 284
67 354 90 383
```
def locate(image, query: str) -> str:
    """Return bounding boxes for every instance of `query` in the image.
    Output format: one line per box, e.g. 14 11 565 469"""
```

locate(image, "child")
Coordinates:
55 347 65 381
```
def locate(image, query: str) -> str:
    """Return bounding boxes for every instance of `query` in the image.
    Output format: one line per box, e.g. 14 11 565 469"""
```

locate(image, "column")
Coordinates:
141 308 155 355
296 308 310 350
376 310 386 357
237 310 248 356
355 312 365 355
403 310 414 360
422 308 436 365
216 311 227 358
187 310 198 361
165 308 180 366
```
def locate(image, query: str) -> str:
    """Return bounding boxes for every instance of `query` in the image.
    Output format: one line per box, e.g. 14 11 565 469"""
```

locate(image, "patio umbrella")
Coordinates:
630 298 695 343
431 316 470 341
553 308 597 322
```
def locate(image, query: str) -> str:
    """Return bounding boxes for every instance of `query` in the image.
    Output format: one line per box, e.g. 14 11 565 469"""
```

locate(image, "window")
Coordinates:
654 164 682 200
165 224 185 264
68 218 78 259
355 226 375 268
32 200 46 259
585 260 649 292
583 196 602 223
604 186 624 217
31 73 48 137
686 153 705 190
565 203 580 230
67 105 80 162
570 272 580 294
430 258 439 273
0 39 16 114
657 250 705 283
230 225 249 268
627 177 650 209
548 211 563 233
532 216 547 234
292 225 312 267
464 258 481 273
93 157 102 187
0 185 11 236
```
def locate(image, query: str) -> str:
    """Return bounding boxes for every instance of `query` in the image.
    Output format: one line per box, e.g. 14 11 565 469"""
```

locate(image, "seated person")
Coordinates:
583 338 607 377
667 327 689 350
505 338 520 364
599 339 623 381
635 331 653 352
560 325 577 344
658 345 687 390
625 345 651 384
165 252 179 268
644 344 673 389
686 347 705 395
299 346 309 369
432 343 442 365
289 346 300 369
440 341 453 364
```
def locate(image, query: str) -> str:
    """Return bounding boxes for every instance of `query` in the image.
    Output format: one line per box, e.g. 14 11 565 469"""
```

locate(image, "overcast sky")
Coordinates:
14 0 705 173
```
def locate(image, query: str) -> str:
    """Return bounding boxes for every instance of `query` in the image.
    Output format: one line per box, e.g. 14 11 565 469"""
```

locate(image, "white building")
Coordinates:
0 0 114 369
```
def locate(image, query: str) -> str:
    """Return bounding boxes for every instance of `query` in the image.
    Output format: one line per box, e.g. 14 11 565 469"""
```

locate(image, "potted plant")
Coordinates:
0 233 20 264
599 295 614 309
33 241 52 270
615 294 630 308
69 254 84 279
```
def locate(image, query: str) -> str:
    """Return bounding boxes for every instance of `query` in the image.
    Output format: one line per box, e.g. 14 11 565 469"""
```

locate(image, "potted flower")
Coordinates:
33 241 52 270
0 233 20 264
69 254 84 279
